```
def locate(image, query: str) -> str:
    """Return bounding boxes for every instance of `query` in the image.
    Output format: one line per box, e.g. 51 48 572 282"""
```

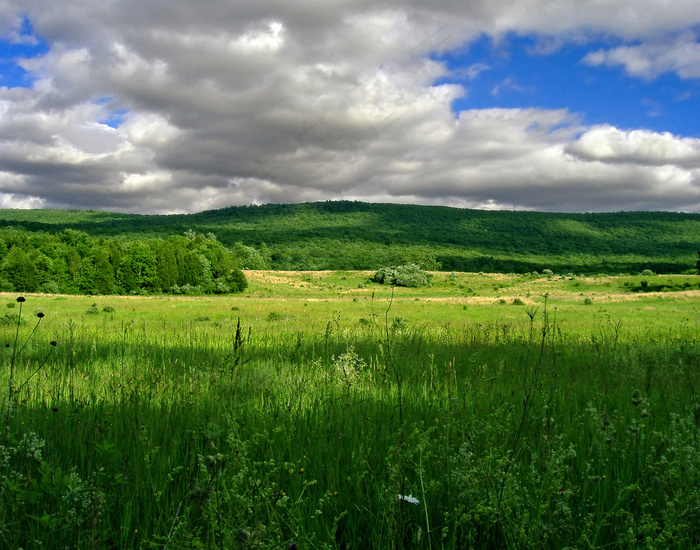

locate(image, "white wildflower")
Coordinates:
398 494 420 505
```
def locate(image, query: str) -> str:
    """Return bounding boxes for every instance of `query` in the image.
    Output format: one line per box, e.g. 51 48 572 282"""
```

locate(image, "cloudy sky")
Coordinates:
1 1 700 214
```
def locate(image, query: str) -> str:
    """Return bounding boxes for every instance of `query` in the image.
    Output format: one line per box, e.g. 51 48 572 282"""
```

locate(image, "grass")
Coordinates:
0 272 699 548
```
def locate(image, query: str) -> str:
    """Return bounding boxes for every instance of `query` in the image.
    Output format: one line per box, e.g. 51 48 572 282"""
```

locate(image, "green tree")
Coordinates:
156 243 179 292
93 247 116 294
76 247 114 295
178 250 203 287
0 247 40 292
65 247 81 283
118 242 158 293
226 268 248 292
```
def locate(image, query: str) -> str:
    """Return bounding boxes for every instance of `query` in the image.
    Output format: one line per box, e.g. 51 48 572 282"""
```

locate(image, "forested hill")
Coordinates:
0 201 699 274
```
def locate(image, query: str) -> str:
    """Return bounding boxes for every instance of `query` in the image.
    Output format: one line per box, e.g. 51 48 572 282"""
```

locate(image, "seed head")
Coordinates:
50 341 57 347
51 406 58 413
37 312 44 319
16 297 25 303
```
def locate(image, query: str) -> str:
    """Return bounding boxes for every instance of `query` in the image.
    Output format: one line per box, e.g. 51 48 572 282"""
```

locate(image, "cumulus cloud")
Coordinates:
583 32 700 80
0 1 699 212
565 125 700 166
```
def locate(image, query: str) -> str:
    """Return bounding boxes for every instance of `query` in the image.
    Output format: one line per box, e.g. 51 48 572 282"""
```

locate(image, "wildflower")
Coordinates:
37 312 44 318
398 494 419 505
50 341 57 346
16 297 25 303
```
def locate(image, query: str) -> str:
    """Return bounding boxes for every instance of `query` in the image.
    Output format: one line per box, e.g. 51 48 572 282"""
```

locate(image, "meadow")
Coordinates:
1 271 699 549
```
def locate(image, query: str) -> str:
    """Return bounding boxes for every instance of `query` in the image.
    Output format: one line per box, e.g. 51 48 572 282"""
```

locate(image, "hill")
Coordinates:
0 201 698 274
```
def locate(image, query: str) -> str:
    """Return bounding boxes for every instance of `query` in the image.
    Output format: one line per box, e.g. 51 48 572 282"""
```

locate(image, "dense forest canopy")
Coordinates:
0 201 698 294
0 228 262 295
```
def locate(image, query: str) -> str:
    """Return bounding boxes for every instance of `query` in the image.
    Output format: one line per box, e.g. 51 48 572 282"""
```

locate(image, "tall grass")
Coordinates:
0 293 699 548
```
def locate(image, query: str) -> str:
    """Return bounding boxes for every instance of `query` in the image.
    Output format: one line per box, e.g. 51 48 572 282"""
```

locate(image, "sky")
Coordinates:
1 1 700 214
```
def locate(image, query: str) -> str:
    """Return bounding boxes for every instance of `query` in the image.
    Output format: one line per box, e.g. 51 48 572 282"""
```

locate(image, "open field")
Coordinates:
1 271 699 549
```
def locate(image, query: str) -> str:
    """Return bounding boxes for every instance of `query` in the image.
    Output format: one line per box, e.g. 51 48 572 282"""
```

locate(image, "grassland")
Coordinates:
1 271 699 549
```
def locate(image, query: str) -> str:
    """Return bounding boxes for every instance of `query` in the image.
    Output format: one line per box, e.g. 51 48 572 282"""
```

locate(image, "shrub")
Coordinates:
372 264 432 288
226 268 248 292
40 281 61 294
267 311 284 322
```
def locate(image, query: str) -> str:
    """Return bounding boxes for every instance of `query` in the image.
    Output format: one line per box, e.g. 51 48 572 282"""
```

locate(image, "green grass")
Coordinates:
0 272 699 548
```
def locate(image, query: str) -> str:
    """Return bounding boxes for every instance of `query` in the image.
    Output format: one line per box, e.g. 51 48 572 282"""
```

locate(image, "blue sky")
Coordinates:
0 20 46 89
0 2 699 213
436 33 700 138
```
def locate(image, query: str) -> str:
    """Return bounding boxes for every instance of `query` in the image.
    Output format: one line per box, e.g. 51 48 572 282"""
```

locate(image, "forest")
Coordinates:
0 228 261 295
0 201 698 294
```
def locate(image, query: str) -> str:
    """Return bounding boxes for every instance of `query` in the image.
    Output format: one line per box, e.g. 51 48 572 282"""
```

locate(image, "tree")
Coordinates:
118 242 158 293
178 250 203 287
226 268 248 292
76 247 115 295
0 247 40 292
156 243 179 292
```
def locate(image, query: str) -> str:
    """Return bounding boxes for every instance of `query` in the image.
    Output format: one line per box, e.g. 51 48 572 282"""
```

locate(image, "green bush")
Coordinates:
372 264 432 288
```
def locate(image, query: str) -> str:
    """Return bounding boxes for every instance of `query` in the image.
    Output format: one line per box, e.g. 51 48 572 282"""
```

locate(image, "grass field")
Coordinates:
1 271 699 549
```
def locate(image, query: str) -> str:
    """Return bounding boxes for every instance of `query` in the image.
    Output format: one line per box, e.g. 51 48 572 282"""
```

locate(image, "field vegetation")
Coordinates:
1 271 699 548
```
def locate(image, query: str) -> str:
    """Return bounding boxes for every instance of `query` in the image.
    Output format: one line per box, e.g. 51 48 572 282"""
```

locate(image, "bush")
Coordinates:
372 264 432 288
267 311 284 322
226 268 248 292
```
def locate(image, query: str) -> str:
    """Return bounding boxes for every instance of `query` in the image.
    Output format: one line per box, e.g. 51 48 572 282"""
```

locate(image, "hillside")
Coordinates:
0 201 698 274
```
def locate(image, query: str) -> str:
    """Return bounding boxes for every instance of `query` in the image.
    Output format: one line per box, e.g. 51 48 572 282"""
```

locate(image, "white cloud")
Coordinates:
0 1 699 212
583 32 700 79
565 125 700 167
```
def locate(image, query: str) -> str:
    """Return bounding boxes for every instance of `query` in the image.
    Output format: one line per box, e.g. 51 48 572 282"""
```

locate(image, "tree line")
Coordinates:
0 201 699 277
0 227 269 295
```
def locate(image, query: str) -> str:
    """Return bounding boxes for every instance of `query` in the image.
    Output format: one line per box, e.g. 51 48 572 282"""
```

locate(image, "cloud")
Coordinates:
565 125 700 167
583 32 700 80
0 1 699 212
